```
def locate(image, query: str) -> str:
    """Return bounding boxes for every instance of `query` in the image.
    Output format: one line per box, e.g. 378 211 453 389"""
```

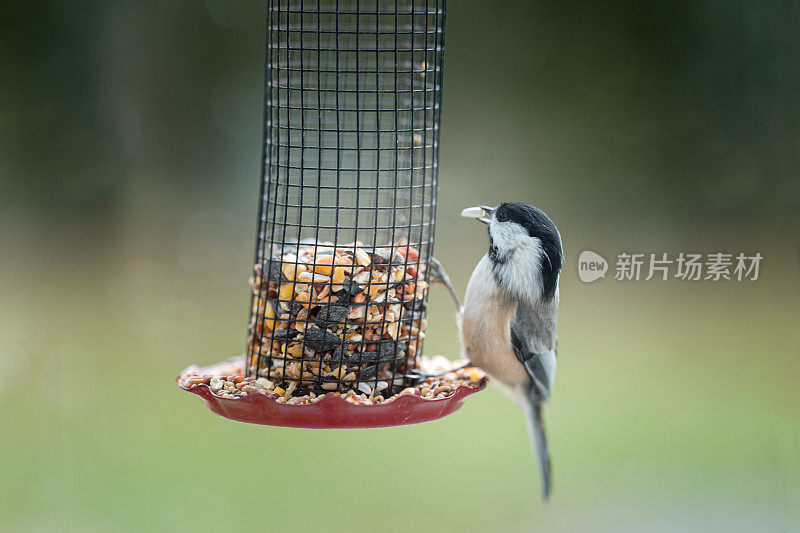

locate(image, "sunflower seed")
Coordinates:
334 276 362 301
344 344 405 365
254 258 283 284
369 249 405 265
378 340 405 359
271 329 298 341
403 299 427 313
303 328 344 352
315 304 348 328
358 364 379 380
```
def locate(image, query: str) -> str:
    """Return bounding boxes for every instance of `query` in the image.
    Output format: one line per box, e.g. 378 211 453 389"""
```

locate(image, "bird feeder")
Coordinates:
179 0 486 428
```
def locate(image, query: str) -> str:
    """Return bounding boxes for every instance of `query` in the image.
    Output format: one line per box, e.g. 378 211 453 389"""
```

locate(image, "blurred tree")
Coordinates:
0 1 124 213
1 0 798 217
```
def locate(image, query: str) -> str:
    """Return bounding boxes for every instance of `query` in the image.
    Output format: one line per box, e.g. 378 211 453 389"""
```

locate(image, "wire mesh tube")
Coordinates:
247 0 446 398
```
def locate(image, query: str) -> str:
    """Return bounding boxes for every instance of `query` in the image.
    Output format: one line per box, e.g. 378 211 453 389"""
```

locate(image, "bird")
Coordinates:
459 202 563 500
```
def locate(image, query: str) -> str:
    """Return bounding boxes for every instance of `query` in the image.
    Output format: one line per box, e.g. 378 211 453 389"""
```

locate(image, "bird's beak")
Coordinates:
461 205 494 225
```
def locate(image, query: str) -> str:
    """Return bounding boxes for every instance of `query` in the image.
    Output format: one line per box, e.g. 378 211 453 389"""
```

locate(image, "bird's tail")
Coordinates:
524 394 551 501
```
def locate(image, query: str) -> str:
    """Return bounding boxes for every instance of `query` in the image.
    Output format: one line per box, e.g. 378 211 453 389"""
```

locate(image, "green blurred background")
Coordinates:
2 1 799 531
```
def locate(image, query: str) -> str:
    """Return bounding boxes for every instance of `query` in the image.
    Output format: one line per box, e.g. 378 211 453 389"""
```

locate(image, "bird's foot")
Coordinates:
428 256 462 312
404 361 474 383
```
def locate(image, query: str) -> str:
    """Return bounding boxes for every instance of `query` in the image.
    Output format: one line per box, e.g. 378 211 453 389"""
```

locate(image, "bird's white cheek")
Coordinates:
489 221 525 251
488 222 550 301
501 238 547 301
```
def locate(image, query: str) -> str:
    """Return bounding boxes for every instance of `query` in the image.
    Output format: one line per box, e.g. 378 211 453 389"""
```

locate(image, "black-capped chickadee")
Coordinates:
459 202 563 500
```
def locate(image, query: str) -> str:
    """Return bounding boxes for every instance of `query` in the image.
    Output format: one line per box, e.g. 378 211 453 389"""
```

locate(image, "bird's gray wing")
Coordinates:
509 303 557 400
511 302 558 500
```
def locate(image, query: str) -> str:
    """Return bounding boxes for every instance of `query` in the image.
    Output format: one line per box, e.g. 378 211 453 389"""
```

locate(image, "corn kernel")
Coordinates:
368 285 385 299
281 259 307 281
297 271 331 283
286 343 303 358
262 301 277 332
274 387 286 396
332 266 346 289
327 366 345 379
296 291 311 308
279 283 294 301
314 255 334 276
355 249 371 266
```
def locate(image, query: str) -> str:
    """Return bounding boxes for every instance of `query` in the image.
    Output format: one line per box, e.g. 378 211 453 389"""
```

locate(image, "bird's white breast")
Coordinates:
459 255 529 389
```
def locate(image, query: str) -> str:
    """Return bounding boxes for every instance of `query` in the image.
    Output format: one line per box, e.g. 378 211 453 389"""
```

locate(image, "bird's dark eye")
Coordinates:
496 210 508 222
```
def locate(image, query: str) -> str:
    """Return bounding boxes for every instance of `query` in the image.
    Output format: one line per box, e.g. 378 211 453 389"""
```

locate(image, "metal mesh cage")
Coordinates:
247 0 446 398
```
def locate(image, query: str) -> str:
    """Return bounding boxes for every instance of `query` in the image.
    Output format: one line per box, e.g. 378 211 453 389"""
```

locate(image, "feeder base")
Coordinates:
178 356 487 429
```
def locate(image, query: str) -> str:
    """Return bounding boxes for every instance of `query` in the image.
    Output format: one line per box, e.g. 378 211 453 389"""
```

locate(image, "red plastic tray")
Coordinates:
179 378 487 429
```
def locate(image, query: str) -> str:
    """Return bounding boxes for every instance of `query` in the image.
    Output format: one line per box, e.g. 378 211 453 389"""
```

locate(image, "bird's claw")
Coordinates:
403 361 474 384
428 256 462 312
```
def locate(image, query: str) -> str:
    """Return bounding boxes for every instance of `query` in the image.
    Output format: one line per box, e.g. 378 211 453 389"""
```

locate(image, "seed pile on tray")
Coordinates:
247 240 430 397
180 356 485 405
